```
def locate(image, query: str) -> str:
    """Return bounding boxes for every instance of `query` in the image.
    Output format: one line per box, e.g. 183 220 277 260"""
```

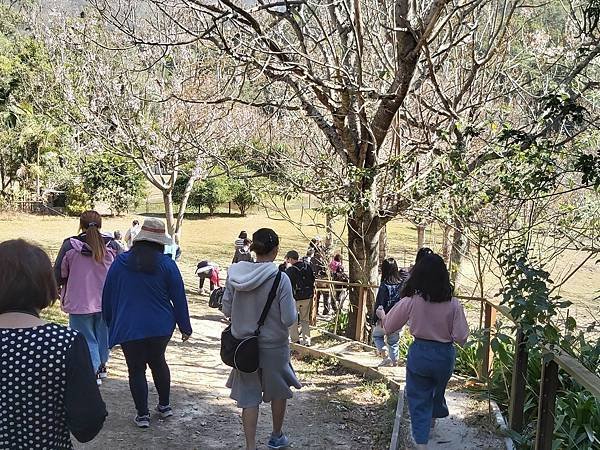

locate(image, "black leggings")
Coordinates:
198 275 215 291
121 336 171 416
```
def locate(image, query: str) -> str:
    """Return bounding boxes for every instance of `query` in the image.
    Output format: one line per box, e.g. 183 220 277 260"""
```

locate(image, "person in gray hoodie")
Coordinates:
222 228 301 450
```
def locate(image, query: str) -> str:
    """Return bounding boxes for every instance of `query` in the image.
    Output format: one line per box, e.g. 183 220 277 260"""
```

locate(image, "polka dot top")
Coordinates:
0 323 107 449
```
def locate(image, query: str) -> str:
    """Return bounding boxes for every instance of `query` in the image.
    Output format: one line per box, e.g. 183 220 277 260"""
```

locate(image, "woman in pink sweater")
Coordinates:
377 253 468 450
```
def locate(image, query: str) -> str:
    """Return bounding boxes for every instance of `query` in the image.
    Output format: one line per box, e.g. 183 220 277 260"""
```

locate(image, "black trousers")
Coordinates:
198 274 215 291
121 336 171 416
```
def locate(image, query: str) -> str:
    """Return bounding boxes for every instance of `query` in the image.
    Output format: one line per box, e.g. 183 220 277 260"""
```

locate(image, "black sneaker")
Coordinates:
156 404 173 418
134 415 150 428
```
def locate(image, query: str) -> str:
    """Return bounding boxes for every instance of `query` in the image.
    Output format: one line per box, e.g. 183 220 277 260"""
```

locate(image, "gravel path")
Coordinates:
75 298 394 450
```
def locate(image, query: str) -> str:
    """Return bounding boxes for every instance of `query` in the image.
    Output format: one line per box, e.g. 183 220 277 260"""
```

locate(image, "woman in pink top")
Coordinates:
54 211 121 384
377 253 468 450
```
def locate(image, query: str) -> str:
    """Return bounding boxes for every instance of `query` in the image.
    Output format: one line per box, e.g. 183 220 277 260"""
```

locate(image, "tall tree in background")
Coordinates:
89 0 599 337
0 5 74 200
40 14 247 241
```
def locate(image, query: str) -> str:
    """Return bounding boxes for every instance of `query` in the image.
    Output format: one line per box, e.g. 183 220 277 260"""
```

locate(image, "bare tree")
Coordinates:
39 12 248 241
84 0 548 336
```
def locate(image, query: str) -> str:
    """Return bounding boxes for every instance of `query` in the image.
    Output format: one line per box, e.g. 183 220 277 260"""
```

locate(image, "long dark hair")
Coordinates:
381 258 402 285
128 241 164 273
80 210 105 263
415 247 433 264
401 253 453 302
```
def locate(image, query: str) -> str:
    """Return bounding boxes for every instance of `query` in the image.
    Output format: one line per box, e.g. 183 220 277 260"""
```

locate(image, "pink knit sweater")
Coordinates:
379 294 469 345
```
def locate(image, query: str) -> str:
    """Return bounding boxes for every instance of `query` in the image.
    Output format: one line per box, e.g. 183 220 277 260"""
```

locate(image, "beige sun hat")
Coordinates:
133 218 172 245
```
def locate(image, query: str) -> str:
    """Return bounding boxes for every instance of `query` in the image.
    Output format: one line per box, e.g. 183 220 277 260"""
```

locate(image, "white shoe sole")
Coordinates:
134 418 150 428
156 406 173 418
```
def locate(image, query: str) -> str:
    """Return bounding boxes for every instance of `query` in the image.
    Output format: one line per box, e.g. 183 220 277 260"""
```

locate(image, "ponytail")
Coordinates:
79 210 106 263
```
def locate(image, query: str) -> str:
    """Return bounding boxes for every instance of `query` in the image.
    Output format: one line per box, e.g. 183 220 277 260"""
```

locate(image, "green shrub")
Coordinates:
230 180 259 216
65 184 91 216
81 153 146 215
195 177 231 214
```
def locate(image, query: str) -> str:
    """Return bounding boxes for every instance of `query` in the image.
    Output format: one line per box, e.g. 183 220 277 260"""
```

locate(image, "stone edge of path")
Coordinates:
491 399 516 450
291 342 403 450
293 332 515 450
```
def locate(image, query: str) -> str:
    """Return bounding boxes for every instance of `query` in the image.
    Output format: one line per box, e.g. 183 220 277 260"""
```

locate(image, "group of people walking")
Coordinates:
0 211 193 449
0 212 468 450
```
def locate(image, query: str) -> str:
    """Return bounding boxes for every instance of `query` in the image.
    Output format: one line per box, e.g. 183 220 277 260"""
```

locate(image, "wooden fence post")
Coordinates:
509 328 529 434
481 302 496 380
355 287 366 342
310 286 319 326
535 357 559 450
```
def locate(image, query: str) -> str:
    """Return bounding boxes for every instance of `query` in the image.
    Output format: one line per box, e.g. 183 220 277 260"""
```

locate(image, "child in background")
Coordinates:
372 258 406 367
113 230 128 252
329 253 343 274
377 253 468 450
232 239 253 263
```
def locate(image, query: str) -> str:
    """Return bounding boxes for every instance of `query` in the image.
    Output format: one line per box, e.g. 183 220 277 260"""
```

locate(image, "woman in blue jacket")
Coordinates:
102 218 193 429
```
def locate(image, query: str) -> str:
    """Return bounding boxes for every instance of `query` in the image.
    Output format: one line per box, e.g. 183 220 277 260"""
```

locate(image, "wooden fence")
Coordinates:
14 201 66 216
314 279 600 449
467 296 600 450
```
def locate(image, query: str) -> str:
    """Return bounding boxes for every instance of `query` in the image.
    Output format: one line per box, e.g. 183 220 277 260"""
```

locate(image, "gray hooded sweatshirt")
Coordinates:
222 261 297 349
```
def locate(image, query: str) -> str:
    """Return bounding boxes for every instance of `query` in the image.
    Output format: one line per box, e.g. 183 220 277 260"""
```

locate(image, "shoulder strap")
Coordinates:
255 271 282 334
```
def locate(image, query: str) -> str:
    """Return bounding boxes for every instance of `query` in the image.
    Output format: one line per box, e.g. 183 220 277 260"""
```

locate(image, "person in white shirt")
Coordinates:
124 220 140 248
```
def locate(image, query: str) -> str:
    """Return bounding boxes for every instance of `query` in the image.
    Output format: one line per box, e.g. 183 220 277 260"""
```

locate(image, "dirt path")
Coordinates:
304 327 507 450
76 298 393 450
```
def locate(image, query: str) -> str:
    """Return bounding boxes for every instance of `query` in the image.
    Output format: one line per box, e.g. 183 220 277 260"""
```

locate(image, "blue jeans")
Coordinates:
69 312 109 372
406 339 455 444
372 323 400 362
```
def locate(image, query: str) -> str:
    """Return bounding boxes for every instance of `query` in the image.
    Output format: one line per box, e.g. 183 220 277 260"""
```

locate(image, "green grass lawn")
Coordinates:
0 206 597 313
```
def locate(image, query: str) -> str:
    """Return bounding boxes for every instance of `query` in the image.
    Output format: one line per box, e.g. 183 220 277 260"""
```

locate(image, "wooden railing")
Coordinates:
313 281 600 449
13 201 66 216
457 296 600 450
314 278 378 340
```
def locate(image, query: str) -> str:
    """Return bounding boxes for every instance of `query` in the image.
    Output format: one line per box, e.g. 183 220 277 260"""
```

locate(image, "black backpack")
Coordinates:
209 287 224 310
289 263 314 300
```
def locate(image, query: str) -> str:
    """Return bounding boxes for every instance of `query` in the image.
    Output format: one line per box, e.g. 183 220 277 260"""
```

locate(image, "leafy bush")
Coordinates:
230 179 259 216
81 152 146 215
326 310 349 336
451 245 600 449
194 177 231 214
65 184 91 216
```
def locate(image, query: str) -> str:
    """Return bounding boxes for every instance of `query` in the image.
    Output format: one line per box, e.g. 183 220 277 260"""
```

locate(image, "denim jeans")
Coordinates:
69 312 109 372
406 339 455 444
372 323 400 362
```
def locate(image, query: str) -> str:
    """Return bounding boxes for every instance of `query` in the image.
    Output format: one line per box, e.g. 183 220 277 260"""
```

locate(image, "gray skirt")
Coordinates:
226 344 302 408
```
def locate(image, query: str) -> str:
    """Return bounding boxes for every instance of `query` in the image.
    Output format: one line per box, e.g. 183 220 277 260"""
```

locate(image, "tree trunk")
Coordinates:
162 190 176 239
442 223 452 262
325 212 334 250
417 224 426 249
174 175 198 244
346 210 380 341
378 223 388 268
449 218 467 283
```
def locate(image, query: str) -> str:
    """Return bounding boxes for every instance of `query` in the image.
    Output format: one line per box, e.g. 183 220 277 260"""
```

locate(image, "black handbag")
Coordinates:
209 287 224 310
220 272 281 373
